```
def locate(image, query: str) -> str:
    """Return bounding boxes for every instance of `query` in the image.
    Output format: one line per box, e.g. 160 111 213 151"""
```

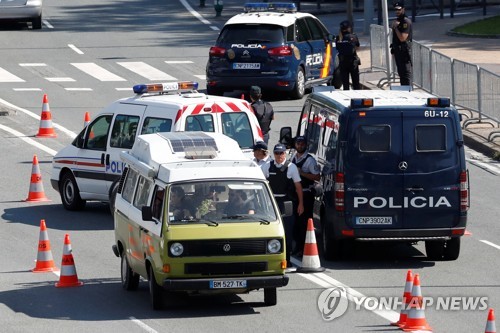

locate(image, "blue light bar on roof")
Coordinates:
244 2 297 13
133 81 199 94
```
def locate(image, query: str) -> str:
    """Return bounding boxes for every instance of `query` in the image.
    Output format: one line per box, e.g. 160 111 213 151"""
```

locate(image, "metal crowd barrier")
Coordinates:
369 24 500 141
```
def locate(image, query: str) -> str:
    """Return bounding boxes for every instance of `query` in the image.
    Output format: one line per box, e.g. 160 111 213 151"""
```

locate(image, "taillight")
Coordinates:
460 170 469 212
209 46 226 57
268 46 293 56
335 172 345 211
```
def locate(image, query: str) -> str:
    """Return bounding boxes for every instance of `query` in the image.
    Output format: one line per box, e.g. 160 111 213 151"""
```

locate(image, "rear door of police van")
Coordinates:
344 110 404 230
401 109 462 229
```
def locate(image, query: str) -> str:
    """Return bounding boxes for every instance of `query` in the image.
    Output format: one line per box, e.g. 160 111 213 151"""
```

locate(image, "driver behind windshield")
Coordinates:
224 190 255 215
169 186 196 220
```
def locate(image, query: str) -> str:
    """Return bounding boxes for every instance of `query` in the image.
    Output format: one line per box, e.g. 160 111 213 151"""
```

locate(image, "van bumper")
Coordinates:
345 227 466 240
161 275 289 291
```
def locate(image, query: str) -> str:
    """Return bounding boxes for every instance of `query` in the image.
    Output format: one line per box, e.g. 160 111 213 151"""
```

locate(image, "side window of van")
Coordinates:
110 115 140 149
152 186 165 221
306 105 322 154
85 115 112 150
359 125 391 152
133 176 153 210
142 117 172 134
221 113 253 149
185 115 215 132
415 125 446 152
122 169 139 203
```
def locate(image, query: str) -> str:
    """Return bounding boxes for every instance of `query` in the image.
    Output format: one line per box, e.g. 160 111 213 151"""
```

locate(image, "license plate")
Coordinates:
233 63 260 69
210 279 247 289
356 216 393 225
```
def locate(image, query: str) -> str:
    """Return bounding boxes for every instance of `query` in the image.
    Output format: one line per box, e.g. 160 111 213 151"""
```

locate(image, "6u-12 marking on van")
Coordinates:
425 110 449 117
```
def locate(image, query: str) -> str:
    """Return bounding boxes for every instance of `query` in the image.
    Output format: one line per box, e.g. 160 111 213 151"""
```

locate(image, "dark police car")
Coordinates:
206 3 340 99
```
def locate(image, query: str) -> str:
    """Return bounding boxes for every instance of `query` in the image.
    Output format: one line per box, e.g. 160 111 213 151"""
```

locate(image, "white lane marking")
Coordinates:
64 88 93 91
71 63 126 82
193 74 206 80
0 124 57 156
129 316 158 333
45 77 75 82
68 44 84 55
117 62 176 81
480 240 500 251
0 67 25 82
115 87 132 91
210 25 219 31
13 88 42 91
0 97 77 139
178 0 211 25
43 20 53 29
19 63 47 67
466 158 500 176
165 60 193 64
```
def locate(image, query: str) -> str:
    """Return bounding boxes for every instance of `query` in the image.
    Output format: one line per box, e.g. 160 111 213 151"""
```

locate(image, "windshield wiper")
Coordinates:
204 219 219 227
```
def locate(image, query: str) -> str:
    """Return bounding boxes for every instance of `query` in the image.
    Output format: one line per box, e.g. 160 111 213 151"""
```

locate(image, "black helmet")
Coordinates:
340 20 351 30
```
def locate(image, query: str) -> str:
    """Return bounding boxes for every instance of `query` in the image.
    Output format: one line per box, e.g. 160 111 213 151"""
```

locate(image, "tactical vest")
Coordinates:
293 154 314 190
268 161 297 202
336 33 356 57
251 101 273 134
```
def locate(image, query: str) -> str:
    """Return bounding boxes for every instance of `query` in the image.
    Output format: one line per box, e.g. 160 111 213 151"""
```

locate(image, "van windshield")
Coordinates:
167 180 277 224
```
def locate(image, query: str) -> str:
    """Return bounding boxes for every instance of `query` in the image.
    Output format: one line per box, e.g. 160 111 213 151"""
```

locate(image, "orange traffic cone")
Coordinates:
83 111 91 128
36 94 57 138
25 154 50 202
486 308 496 333
402 274 432 331
32 219 59 273
391 270 413 327
296 218 325 273
55 234 83 288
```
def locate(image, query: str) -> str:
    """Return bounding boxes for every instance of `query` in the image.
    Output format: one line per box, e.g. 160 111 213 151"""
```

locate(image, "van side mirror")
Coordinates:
280 127 293 148
141 206 153 221
282 201 294 217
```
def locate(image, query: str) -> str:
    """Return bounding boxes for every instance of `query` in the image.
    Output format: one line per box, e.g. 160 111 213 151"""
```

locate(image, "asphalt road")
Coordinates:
1 0 500 332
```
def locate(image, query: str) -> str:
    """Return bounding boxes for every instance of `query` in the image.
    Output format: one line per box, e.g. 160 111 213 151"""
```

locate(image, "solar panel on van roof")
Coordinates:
159 132 218 153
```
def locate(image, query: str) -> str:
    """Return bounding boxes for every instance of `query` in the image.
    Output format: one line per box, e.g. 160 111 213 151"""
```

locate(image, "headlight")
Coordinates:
170 242 184 256
267 239 281 254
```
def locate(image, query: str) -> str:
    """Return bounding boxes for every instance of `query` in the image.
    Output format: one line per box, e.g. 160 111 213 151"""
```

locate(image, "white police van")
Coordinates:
281 89 470 261
51 81 264 211
206 2 340 99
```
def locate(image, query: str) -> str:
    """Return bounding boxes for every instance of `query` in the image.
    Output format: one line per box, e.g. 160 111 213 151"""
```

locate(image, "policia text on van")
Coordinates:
281 89 470 261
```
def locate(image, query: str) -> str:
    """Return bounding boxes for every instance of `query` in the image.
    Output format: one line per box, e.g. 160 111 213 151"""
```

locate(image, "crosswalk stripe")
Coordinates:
45 77 75 82
13 88 42 91
71 63 126 82
65 88 93 91
19 63 47 67
0 67 25 82
193 74 206 80
165 61 193 64
117 61 177 81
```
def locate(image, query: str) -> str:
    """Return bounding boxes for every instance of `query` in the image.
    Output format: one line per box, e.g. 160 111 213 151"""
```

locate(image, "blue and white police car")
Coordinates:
206 2 340 99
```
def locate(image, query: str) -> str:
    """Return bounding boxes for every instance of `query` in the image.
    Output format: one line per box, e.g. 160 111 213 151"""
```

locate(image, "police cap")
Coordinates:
393 1 404 9
340 20 351 30
252 141 268 151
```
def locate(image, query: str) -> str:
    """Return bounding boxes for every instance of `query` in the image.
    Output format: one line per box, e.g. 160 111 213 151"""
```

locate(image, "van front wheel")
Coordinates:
121 254 139 291
148 265 163 310
60 172 86 211
264 287 277 306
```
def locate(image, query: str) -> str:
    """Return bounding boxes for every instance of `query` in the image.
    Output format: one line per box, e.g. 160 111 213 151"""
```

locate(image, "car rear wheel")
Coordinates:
60 172 86 211
121 253 139 291
425 240 445 260
291 67 305 99
443 237 460 261
206 86 223 96
264 287 277 306
322 222 342 261
32 15 42 30
148 265 163 310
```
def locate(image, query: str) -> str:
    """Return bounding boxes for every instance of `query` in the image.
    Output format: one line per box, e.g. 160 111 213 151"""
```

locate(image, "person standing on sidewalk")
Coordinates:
249 86 274 144
290 136 321 256
391 1 413 86
261 143 304 267
335 20 361 90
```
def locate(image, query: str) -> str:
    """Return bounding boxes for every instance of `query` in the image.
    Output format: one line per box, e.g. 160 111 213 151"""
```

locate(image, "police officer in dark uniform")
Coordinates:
262 144 303 267
249 86 274 144
335 20 361 90
391 1 413 86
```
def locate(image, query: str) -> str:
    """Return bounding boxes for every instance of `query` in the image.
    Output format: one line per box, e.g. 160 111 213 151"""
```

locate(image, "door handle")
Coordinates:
140 226 150 234
405 187 424 192
106 154 110 166
101 153 105 165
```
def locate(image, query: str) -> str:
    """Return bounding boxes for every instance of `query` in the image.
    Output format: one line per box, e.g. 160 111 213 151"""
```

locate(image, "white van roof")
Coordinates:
121 132 265 183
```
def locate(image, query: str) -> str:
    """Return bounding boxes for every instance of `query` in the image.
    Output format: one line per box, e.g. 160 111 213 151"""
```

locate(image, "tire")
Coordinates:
60 172 86 211
443 238 460 261
32 15 42 30
425 240 445 260
322 222 342 261
332 55 342 89
290 67 305 100
148 265 163 310
264 287 277 306
109 181 119 214
121 253 139 291
206 86 223 96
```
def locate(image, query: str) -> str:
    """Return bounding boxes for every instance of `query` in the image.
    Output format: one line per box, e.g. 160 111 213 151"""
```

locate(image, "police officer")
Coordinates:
335 20 361 90
290 136 321 256
391 1 413 86
261 143 304 267
251 141 270 168
249 86 274 144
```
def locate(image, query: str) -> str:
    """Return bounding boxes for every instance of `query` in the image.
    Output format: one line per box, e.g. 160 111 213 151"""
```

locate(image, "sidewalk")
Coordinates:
190 0 500 158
